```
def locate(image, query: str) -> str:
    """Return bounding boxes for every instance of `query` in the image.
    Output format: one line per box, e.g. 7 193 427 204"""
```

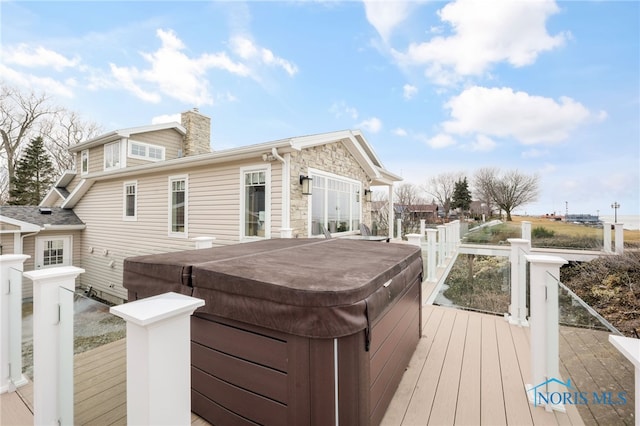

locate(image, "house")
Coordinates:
1 109 401 303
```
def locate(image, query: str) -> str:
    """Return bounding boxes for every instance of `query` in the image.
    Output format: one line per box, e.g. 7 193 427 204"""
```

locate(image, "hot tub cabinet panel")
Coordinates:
123 239 423 426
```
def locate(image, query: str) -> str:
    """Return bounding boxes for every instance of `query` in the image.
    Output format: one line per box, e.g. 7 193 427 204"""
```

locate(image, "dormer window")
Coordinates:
104 142 121 170
129 140 165 161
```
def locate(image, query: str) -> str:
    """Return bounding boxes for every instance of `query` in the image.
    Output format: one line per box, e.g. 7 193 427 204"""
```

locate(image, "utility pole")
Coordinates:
611 202 620 223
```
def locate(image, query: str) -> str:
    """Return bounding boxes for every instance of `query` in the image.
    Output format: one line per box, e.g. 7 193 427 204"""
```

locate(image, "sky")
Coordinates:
1 0 639 218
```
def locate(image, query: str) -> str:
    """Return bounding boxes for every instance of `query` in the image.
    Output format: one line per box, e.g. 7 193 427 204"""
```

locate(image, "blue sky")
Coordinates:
2 0 639 217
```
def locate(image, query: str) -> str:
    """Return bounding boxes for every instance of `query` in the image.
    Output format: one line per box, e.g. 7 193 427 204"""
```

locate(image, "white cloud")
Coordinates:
229 35 298 76
393 0 567 84
424 132 456 149
403 84 418 100
393 128 408 137
357 117 382 133
442 86 593 144
362 1 416 42
3 44 80 71
110 29 251 106
151 114 181 124
329 101 359 120
522 148 549 159
0 63 75 97
467 134 496 152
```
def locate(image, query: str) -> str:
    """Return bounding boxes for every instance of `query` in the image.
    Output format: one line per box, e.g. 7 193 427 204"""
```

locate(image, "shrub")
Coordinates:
532 226 555 238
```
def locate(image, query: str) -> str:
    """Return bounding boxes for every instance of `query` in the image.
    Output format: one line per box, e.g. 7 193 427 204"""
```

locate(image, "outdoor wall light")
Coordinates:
300 175 312 195
364 189 372 203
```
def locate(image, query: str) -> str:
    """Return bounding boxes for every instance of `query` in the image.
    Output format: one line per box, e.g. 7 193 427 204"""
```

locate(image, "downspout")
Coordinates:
19 231 41 256
271 148 292 238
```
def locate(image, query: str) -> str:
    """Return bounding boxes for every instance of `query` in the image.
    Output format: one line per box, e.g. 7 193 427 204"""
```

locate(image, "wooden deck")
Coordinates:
2 306 635 425
2 264 635 426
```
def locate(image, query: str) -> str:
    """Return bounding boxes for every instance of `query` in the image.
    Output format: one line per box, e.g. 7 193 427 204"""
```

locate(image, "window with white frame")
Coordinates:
129 140 165 161
104 142 121 170
242 168 269 239
169 176 187 237
81 150 89 175
124 181 137 220
310 172 361 236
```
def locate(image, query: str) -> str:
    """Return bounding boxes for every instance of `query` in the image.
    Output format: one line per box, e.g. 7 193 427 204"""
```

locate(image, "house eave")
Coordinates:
69 122 187 153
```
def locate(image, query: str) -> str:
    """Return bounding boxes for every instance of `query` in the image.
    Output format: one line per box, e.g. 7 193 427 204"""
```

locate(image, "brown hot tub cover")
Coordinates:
124 238 422 343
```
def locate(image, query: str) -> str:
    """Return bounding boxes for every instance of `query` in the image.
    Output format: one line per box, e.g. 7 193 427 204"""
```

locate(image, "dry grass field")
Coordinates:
511 215 640 245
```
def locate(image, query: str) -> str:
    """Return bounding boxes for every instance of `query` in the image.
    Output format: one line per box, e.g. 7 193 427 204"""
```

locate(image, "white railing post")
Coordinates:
406 233 422 247
521 221 532 241
192 236 216 249
614 223 624 254
110 292 205 426
23 266 85 426
603 222 613 253
426 229 438 282
420 219 426 237
0 254 30 393
437 225 446 267
396 218 402 239
525 255 567 412
507 239 530 327
608 335 639 426
279 228 293 238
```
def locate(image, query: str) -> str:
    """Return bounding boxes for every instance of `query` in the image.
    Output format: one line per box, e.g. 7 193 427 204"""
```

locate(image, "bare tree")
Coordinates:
472 167 498 219
394 183 427 235
473 168 539 221
0 84 59 199
425 172 463 222
40 110 101 172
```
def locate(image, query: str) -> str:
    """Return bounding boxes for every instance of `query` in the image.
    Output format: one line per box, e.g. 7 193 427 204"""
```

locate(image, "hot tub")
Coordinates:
123 238 422 426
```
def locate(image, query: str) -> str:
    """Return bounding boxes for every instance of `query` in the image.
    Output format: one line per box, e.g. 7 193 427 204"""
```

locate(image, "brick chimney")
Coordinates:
181 108 211 156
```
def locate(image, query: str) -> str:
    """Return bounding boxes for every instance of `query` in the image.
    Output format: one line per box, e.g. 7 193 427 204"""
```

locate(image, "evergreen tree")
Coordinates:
9 136 56 205
452 177 472 217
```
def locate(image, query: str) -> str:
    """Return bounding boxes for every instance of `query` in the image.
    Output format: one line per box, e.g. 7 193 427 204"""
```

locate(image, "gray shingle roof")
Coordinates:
0 206 84 227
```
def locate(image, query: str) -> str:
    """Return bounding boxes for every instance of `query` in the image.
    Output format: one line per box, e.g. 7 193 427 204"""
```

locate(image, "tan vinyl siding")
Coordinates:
72 157 283 303
0 223 21 232
19 230 82 300
0 232 17 253
130 129 184 160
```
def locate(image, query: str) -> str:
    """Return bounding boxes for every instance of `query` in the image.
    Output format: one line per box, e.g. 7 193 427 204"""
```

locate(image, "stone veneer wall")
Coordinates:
181 109 211 156
289 142 372 237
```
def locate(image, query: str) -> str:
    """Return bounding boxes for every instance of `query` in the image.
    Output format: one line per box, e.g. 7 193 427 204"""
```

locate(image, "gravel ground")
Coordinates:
21 294 126 380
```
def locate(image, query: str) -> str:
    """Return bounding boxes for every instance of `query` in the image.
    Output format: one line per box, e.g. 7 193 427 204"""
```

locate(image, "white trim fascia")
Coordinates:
61 179 94 209
42 224 86 231
40 170 77 206
69 122 187 153
0 215 41 232
289 130 353 151
39 187 59 207
55 171 77 187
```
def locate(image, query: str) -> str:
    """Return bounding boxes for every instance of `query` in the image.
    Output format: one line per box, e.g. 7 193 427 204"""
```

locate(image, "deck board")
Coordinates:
480 314 507 425
454 311 481 425
401 308 456 425
428 312 467 425
5 303 633 426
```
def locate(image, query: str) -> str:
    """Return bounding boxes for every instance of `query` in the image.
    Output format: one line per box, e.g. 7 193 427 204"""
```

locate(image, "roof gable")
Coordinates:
1 206 85 228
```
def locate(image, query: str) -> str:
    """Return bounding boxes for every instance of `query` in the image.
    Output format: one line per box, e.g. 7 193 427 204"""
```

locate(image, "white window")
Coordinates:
129 140 165 162
241 166 270 240
35 236 72 269
309 171 361 236
168 175 188 237
81 150 89 175
104 142 121 170
124 181 137 221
